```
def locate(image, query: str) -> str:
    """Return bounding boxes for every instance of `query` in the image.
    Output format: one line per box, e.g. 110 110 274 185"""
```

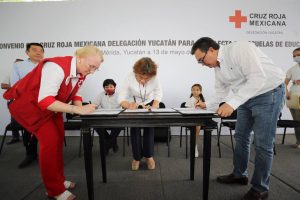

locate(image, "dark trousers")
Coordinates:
95 128 122 149
23 130 38 157
8 101 19 139
131 127 154 161
10 117 20 139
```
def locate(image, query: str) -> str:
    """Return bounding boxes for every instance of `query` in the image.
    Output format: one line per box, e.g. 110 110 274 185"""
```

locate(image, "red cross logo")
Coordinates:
229 10 247 28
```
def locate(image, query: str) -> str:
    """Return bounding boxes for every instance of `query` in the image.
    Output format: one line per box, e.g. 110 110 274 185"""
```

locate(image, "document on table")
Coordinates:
89 108 124 115
124 108 177 113
173 108 216 115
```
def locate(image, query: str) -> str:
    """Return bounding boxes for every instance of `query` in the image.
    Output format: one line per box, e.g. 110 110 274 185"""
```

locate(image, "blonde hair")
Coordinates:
75 45 103 59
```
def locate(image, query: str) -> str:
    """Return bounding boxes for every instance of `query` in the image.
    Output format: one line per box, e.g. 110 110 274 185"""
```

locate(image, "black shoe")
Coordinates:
6 138 20 145
242 188 269 200
18 155 37 168
217 173 248 185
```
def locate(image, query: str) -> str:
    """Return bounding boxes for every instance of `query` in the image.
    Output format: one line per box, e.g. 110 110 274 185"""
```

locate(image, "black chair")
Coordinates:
277 113 300 144
179 102 219 158
217 105 278 157
64 112 82 150
0 122 24 155
217 105 237 158
154 102 172 157
64 112 89 157
78 123 128 157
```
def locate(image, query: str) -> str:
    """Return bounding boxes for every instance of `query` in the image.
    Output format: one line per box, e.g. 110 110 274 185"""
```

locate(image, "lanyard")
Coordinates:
138 83 147 103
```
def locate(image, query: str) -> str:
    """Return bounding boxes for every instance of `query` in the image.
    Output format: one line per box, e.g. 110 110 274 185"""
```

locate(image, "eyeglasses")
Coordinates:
88 64 99 73
197 52 207 65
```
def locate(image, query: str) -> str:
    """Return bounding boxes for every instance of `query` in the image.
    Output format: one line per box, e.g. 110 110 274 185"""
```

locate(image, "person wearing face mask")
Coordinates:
285 47 300 149
4 45 103 200
119 57 163 171
92 79 122 154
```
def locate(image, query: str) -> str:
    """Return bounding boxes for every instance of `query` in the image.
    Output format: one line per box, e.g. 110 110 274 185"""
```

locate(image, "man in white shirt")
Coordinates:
191 37 285 200
92 79 122 154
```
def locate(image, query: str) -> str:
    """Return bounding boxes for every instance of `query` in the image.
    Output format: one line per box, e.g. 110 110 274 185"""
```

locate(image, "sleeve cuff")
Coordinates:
38 96 56 110
72 96 83 102
226 99 241 110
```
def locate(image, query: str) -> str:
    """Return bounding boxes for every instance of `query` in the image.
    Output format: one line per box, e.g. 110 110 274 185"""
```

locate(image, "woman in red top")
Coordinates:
4 46 103 200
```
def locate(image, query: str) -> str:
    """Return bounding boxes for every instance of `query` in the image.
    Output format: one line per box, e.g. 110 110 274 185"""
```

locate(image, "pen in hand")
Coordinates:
89 101 99 109
133 96 140 109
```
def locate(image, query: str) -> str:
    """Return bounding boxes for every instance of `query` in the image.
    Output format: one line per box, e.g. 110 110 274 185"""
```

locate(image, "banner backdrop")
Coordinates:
0 0 299 134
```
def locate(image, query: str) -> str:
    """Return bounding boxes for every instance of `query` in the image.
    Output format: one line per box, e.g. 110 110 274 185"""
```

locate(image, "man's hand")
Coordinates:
217 103 234 117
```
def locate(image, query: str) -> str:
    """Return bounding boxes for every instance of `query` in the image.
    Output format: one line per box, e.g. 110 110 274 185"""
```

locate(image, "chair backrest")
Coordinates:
159 102 166 108
180 102 186 108
278 112 282 120
154 101 171 142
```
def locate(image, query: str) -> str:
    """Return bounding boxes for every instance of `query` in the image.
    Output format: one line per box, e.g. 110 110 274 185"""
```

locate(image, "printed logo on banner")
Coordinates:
223 9 300 48
229 10 247 28
228 9 287 35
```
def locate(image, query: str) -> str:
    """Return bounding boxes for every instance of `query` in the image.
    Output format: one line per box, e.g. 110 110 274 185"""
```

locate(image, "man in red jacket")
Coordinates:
4 45 103 200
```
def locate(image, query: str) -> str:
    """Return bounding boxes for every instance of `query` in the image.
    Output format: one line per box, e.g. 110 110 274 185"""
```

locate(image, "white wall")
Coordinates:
0 0 300 135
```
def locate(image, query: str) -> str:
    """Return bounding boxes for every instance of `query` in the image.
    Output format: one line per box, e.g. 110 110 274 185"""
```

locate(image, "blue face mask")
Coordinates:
294 56 300 63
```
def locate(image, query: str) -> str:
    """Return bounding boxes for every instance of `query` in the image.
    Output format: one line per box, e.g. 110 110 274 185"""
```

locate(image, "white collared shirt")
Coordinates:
185 96 199 108
38 57 81 102
206 41 285 111
92 91 121 109
118 72 163 105
11 58 37 85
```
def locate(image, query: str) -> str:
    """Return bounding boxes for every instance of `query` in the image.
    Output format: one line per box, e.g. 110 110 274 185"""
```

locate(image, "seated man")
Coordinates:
92 79 122 154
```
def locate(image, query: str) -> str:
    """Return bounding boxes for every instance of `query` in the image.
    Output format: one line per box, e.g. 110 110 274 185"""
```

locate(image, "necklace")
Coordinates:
138 83 147 103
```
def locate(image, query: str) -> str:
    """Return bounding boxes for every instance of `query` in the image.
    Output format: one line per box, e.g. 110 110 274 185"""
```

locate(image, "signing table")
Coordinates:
78 108 217 200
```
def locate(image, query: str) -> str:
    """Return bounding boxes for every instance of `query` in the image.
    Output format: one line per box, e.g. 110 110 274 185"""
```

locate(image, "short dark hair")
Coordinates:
191 37 220 55
103 79 116 87
26 43 44 52
293 47 300 53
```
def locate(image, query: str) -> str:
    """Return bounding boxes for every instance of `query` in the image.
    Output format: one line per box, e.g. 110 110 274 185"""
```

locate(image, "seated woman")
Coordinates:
118 57 163 170
92 79 122 154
